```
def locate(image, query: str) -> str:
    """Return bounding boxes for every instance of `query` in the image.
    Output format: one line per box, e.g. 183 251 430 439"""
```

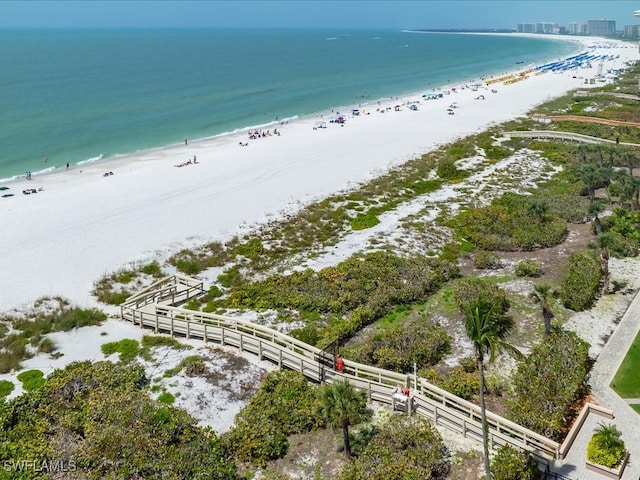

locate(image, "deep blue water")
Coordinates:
0 28 577 181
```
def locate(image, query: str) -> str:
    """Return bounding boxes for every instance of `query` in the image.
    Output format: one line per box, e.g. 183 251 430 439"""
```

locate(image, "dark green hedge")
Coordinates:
560 250 603 311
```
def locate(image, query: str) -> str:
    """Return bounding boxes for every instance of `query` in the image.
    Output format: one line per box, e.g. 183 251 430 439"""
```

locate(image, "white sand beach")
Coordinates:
1 34 637 315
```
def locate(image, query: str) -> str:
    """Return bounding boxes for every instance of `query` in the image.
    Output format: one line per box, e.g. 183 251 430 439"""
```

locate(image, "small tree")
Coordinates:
529 283 558 336
587 423 626 469
319 378 369 458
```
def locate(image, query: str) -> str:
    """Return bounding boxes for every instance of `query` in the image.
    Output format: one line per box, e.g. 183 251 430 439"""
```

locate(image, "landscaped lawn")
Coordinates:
611 330 640 398
630 404 640 415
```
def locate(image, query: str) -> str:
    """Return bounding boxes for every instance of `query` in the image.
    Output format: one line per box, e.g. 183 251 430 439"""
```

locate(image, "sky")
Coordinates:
0 1 638 30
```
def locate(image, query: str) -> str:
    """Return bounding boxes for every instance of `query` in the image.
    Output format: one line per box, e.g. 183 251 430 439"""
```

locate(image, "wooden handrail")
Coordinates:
120 276 560 461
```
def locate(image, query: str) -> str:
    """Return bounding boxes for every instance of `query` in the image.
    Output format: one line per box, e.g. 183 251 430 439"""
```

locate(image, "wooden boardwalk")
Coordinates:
120 275 562 463
504 130 640 147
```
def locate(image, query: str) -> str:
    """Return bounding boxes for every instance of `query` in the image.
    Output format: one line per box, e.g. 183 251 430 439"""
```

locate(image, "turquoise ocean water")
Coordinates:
0 28 578 182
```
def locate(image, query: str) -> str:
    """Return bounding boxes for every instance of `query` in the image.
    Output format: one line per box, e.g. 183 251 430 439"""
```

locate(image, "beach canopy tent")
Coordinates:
422 92 443 99
314 121 327 129
352 108 360 116
409 104 418 111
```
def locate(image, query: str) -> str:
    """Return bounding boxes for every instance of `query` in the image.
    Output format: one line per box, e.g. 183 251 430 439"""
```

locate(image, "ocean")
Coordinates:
0 28 578 182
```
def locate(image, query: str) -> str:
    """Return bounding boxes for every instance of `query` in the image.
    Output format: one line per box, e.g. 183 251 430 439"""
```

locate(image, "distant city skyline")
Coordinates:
0 1 639 30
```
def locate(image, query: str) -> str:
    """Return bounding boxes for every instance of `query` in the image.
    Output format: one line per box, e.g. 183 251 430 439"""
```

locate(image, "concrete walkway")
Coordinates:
549 289 640 479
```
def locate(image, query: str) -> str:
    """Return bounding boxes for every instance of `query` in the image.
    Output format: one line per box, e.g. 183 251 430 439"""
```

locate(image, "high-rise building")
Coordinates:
624 25 640 39
587 19 616 36
567 22 586 35
536 22 556 34
517 23 537 33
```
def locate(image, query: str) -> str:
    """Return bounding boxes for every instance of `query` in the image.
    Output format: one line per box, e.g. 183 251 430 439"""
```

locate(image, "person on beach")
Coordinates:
66 162 70 169
184 138 188 146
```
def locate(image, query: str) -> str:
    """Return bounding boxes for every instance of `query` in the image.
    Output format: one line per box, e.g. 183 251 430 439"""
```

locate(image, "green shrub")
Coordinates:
157 391 175 405
233 238 266 262
339 415 450 480
439 242 460 263
560 250 603 311
351 317 450 372
141 335 190 350
164 355 206 378
437 158 469 181
507 332 590 440
350 212 380 230
411 179 442 195
101 339 140 362
515 260 543 277
423 365 479 400
226 252 458 347
473 251 503 270
0 334 30 373
1 361 235 478
38 337 56 353
586 423 626 469
218 265 243 288
0 380 14 398
17 369 46 392
453 277 510 315
140 261 163 277
223 370 322 467
451 193 568 251
490 445 541 480
289 324 321 346
175 258 204 275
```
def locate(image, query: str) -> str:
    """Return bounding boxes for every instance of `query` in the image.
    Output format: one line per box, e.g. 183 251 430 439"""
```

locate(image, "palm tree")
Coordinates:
463 300 521 480
529 283 558 336
594 232 613 294
318 378 369 458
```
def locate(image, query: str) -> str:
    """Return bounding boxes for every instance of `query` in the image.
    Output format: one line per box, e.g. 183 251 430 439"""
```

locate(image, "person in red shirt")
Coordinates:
335 354 344 372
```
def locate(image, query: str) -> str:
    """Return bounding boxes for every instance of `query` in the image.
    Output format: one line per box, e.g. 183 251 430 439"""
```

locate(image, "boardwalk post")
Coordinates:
203 323 207 343
221 328 225 345
258 340 263 360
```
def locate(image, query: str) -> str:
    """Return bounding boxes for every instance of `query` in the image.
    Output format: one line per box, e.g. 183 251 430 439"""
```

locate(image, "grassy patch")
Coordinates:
611 330 640 398
157 391 176 405
0 380 14 398
631 404 640 414
163 355 207 378
141 335 191 350
350 212 380 230
101 339 140 362
16 369 46 392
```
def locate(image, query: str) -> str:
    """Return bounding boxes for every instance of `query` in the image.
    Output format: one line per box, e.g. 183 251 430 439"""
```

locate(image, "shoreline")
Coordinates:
1 35 637 314
0 32 580 185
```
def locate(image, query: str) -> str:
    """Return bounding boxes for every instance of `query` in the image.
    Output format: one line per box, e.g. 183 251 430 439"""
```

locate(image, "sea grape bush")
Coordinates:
490 445 541 480
559 250 603 311
339 415 450 480
507 331 590 440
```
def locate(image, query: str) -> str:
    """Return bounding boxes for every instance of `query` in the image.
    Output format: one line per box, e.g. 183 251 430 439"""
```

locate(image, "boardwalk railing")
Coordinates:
504 130 640 147
122 274 204 310
120 276 560 462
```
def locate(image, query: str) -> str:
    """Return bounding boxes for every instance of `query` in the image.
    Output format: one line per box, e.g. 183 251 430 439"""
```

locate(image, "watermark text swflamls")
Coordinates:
3 459 76 473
